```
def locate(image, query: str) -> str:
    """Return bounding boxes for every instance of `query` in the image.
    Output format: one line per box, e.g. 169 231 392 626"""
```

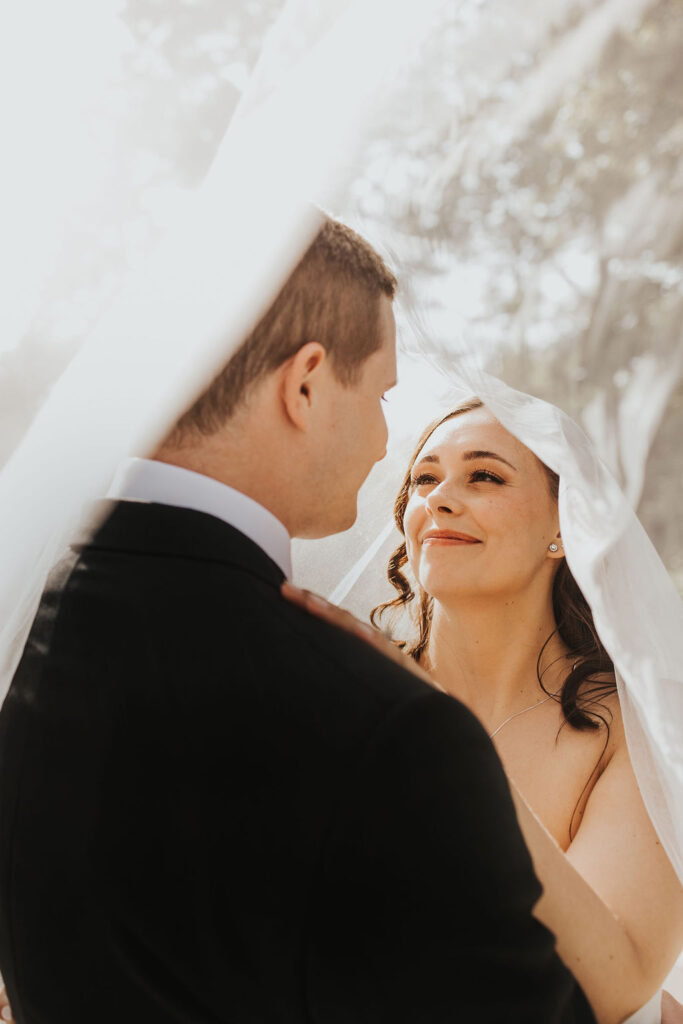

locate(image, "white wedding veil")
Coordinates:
1 0 682 997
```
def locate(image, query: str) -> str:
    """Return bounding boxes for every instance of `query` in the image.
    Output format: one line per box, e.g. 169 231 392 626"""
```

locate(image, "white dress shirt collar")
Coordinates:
107 458 292 579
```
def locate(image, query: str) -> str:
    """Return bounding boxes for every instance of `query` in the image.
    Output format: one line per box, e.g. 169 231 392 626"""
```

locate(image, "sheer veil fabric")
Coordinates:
1 0 682 1007
0 0 444 701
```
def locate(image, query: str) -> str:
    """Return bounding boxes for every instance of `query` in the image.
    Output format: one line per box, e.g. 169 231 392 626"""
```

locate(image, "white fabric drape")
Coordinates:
0 0 445 700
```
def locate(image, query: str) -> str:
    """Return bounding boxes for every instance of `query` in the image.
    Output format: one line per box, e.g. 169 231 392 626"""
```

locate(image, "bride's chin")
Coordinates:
418 562 495 604
417 572 472 604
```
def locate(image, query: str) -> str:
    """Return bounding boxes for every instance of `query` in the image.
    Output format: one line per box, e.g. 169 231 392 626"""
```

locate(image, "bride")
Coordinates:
284 394 683 1024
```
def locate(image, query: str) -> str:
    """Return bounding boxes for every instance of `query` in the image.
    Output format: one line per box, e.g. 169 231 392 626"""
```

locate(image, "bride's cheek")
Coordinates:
405 525 420 565
403 529 418 568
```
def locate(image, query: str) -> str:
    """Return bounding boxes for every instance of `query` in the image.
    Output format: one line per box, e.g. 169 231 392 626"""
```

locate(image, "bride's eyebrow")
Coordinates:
413 454 439 469
463 449 517 471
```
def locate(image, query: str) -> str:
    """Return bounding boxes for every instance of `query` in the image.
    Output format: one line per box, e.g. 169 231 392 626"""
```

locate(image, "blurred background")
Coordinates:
1 0 681 611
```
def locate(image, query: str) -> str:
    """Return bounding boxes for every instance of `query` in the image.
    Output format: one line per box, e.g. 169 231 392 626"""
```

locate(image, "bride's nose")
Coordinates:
425 483 463 517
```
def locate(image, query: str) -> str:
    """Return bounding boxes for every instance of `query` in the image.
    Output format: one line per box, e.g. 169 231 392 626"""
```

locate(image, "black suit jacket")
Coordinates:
0 500 595 1022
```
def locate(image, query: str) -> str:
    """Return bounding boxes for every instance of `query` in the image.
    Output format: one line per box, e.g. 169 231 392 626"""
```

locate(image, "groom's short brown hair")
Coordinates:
174 215 397 435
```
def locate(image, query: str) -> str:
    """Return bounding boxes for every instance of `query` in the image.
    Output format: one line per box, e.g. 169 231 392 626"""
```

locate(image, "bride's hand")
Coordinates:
281 582 435 688
0 980 14 1022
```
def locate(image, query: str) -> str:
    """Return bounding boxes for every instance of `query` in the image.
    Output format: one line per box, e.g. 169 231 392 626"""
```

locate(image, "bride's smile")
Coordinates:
420 528 482 545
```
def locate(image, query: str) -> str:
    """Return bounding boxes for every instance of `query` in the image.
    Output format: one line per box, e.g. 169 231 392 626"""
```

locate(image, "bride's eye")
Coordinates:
410 472 438 487
470 469 505 484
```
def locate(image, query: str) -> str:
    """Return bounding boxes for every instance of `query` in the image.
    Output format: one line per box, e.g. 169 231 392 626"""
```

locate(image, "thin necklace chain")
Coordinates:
488 662 577 738
425 653 573 739
488 693 555 739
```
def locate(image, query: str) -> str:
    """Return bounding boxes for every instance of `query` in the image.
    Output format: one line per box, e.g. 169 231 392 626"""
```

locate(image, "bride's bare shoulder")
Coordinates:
567 671 683 970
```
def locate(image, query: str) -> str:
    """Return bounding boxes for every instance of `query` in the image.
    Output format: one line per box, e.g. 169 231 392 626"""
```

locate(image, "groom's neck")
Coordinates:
153 410 304 538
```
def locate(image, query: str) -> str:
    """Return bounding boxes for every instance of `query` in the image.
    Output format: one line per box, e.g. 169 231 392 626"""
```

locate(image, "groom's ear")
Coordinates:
280 342 328 430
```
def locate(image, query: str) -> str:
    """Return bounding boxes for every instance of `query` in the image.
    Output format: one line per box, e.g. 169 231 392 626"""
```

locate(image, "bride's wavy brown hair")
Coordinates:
371 399 617 738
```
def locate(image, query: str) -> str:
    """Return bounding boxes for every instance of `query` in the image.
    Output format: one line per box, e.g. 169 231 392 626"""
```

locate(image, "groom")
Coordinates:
0 215 595 1023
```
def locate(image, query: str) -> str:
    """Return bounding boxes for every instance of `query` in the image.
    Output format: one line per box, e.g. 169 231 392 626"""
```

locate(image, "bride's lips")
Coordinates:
422 529 482 546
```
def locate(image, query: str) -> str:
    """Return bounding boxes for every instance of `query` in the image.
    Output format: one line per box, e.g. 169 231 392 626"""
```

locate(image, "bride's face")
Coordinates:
404 407 562 603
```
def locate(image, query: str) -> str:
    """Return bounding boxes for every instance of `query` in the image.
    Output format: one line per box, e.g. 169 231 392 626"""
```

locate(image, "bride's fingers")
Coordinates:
0 984 14 1024
281 582 437 687
281 583 377 644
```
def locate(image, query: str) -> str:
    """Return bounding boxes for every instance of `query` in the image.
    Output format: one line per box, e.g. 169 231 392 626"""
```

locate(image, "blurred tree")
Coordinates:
120 0 282 184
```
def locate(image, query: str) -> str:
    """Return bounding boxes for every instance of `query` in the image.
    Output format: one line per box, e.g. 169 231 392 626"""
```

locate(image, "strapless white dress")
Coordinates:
623 990 662 1023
